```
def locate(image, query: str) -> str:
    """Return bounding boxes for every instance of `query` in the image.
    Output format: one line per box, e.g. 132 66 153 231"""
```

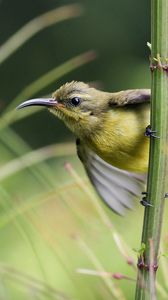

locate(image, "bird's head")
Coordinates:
17 81 109 137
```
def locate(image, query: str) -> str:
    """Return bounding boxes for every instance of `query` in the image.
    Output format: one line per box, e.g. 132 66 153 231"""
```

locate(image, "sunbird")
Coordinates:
17 81 151 214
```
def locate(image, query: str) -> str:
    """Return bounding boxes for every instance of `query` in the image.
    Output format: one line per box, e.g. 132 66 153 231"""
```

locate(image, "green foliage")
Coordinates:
0 2 167 300
133 243 146 258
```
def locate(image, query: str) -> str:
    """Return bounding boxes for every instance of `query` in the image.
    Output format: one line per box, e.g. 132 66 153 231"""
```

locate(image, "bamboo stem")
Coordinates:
135 0 168 299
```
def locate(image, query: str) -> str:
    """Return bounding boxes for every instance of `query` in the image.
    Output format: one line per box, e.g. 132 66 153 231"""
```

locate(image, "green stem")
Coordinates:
135 0 168 299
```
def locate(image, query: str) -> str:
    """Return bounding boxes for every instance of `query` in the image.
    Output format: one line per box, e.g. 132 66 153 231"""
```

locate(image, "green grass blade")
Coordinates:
0 142 75 182
0 4 82 65
0 50 96 130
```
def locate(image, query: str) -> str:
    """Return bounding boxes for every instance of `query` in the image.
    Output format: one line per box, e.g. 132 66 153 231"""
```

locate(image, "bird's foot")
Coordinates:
145 125 160 139
140 192 153 207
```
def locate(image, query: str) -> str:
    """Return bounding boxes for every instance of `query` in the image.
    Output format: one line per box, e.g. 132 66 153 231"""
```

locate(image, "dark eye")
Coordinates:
71 97 81 106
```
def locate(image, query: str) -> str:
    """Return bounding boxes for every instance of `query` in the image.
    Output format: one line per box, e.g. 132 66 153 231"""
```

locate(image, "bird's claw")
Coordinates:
140 192 153 207
140 199 153 207
145 125 160 139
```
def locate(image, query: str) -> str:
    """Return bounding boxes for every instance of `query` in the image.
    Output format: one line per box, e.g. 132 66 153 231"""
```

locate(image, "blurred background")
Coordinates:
0 0 168 299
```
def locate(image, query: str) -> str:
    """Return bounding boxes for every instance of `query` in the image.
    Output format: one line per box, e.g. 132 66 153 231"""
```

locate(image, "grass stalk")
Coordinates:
0 50 96 132
0 4 82 65
0 142 75 181
65 163 136 267
0 264 69 300
76 236 126 300
135 0 168 298
6 50 96 111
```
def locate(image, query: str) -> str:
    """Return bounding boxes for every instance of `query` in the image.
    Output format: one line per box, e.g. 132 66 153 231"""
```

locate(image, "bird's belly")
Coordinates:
87 106 150 173
94 138 149 173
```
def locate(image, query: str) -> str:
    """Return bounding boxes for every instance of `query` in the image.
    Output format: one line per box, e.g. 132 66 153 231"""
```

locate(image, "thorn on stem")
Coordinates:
137 259 158 272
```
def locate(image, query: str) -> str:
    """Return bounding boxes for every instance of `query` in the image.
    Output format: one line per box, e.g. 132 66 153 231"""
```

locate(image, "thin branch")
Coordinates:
135 0 168 298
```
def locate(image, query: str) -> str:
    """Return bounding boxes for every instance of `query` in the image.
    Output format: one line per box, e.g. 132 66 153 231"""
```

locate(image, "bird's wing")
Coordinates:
109 89 150 106
76 140 146 215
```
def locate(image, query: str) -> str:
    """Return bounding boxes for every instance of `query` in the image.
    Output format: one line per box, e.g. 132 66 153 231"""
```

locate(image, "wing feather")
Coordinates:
77 141 146 215
109 89 150 106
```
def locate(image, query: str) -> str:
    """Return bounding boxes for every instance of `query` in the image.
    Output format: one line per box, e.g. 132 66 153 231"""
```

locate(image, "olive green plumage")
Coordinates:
17 81 150 214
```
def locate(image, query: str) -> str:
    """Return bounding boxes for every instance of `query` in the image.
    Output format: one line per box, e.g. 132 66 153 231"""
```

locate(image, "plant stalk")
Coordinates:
135 0 168 299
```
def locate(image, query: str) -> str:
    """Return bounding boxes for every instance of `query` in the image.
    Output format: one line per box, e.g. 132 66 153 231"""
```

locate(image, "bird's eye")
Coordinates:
71 97 81 106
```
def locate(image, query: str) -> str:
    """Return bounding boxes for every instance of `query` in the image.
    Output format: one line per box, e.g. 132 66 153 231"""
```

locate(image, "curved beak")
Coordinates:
17 98 58 110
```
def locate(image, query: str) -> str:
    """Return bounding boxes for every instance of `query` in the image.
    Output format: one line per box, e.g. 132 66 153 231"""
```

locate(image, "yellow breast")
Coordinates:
87 104 150 173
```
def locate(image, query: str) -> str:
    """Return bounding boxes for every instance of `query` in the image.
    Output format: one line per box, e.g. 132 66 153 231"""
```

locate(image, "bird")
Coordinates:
17 81 151 215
